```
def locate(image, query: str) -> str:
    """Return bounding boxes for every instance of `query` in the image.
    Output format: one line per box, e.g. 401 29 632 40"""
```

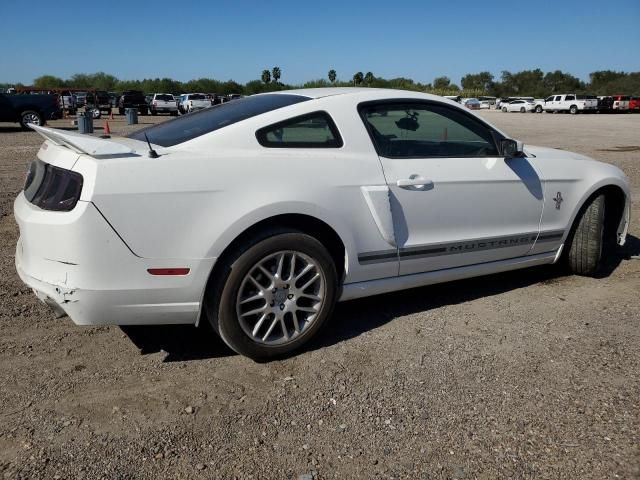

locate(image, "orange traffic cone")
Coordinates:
104 121 111 135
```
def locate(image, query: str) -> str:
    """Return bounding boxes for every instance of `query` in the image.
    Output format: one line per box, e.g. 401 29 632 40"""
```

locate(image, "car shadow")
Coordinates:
120 321 234 362
121 235 639 362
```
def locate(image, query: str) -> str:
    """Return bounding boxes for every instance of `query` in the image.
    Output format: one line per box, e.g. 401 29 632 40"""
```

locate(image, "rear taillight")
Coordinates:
24 160 83 211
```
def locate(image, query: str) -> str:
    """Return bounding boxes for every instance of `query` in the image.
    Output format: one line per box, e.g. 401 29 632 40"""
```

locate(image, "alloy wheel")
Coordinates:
235 250 325 346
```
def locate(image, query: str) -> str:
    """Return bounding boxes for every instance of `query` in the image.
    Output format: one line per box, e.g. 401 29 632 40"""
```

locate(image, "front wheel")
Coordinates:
502 107 507 112
520 107 526 113
566 194 605 275
19 110 43 129
206 231 338 360
535 105 543 113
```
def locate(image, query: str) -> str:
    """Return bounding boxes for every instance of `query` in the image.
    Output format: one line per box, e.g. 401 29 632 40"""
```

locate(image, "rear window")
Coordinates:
129 94 310 147
155 94 174 101
189 94 206 100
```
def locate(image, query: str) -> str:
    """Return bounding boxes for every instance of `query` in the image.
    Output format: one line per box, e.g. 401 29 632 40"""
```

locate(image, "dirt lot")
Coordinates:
1 109 639 479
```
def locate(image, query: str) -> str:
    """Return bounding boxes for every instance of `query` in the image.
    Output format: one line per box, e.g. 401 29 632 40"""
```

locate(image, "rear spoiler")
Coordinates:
29 124 134 157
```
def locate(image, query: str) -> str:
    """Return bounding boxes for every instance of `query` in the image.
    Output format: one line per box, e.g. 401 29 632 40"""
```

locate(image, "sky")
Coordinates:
1 0 639 86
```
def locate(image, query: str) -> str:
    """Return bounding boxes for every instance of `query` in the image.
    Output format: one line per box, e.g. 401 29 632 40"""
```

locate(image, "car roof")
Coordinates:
268 87 449 103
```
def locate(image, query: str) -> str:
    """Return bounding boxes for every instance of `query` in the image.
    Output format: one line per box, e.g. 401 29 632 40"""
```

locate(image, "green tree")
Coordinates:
433 76 451 89
272 66 281 83
33 75 66 89
460 72 494 92
261 69 271 84
364 72 375 85
543 70 582 94
353 71 364 85
328 69 337 83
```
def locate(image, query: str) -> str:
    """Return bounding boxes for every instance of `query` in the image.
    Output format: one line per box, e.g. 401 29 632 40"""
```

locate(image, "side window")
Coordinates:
565 95 575 101
256 111 343 148
555 96 562 101
359 102 499 158
545 96 554 102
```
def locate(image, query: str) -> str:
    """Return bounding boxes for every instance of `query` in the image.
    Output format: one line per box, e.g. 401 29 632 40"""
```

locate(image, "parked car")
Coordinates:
597 96 614 113
58 90 76 114
611 95 630 112
85 91 112 117
74 92 88 108
502 99 535 113
178 93 210 114
479 100 491 109
462 98 481 110
630 96 640 112
535 94 597 114
14 88 631 360
118 90 148 115
478 96 496 106
0 92 61 129
149 93 178 116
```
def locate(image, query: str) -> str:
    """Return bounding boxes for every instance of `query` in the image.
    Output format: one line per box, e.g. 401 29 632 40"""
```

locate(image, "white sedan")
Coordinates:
15 88 631 360
502 99 536 113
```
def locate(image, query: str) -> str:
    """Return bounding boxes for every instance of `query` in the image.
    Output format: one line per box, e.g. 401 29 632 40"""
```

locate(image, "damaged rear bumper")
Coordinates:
14 193 214 326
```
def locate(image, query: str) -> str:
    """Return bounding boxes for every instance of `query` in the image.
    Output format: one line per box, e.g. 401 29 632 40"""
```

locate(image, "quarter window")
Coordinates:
256 111 343 148
359 102 498 158
565 95 575 101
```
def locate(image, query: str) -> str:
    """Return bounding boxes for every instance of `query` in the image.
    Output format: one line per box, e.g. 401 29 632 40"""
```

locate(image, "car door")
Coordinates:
359 101 544 276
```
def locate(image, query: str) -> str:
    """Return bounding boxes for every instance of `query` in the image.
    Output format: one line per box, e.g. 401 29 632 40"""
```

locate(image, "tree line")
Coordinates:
2 68 638 97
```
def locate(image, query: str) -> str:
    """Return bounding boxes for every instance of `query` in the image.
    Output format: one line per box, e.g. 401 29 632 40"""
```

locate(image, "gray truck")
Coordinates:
0 93 61 129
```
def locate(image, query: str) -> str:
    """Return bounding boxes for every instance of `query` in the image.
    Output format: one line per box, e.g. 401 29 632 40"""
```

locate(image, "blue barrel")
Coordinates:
77 112 94 134
126 108 138 125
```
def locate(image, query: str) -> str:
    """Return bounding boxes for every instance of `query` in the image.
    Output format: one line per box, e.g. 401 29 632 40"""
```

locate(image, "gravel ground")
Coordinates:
1 110 639 480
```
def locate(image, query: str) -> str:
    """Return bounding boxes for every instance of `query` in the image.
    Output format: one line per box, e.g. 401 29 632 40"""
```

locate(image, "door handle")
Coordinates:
397 176 434 189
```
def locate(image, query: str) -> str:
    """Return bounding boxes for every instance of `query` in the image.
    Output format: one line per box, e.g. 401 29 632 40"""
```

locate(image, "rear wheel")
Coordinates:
566 194 605 275
502 107 507 112
118 107 125 115
19 110 43 129
520 107 526 113
570 105 578 115
205 230 338 360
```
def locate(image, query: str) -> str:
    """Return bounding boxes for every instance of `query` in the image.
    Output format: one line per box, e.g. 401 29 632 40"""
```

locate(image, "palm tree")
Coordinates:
261 70 271 84
364 72 375 85
272 66 281 84
353 72 364 86
328 69 337 84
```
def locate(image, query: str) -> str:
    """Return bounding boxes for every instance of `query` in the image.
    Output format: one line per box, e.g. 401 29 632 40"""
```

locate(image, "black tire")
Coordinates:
205 229 338 360
570 105 578 115
118 108 125 115
520 107 526 113
139 107 148 116
502 107 507 112
19 110 43 130
535 105 543 113
566 194 605 275
170 111 178 116
151 109 157 116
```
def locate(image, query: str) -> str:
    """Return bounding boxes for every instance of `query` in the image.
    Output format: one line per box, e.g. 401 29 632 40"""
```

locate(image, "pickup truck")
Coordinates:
0 93 61 129
178 93 210 114
149 93 178 116
611 95 630 112
118 90 148 115
534 94 598 114
85 91 112 117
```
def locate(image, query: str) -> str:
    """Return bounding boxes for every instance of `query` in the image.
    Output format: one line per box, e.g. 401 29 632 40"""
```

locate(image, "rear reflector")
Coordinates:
147 268 190 276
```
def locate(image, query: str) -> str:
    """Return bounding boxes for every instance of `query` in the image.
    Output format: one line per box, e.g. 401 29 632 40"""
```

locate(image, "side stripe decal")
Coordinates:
358 230 565 265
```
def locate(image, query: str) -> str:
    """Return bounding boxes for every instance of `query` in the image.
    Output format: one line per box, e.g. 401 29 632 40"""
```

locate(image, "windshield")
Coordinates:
129 93 310 147
189 94 206 100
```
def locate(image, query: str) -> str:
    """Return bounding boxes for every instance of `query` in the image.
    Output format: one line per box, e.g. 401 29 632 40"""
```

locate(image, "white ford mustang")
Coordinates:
15 88 631 359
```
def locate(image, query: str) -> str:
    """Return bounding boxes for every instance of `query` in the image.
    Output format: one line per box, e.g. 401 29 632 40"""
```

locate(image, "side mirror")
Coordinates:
500 139 525 158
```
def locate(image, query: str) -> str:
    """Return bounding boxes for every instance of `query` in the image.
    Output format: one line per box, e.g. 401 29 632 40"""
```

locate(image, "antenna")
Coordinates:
144 132 159 158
